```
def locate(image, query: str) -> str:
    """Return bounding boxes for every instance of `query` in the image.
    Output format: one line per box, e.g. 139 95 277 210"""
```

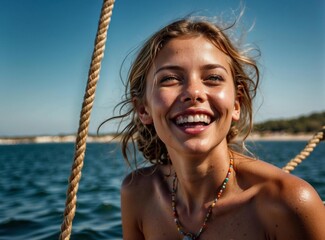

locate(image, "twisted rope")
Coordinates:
59 1 115 239
282 126 325 173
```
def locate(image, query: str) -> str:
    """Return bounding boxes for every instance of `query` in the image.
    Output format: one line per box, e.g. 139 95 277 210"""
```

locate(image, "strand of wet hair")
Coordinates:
59 1 115 239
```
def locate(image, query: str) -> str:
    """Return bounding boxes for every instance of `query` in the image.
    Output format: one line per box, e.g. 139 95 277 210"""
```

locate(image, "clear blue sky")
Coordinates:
0 0 324 137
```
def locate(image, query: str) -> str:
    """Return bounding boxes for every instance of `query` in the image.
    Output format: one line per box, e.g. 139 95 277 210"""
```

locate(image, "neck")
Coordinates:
168 146 233 213
171 153 234 239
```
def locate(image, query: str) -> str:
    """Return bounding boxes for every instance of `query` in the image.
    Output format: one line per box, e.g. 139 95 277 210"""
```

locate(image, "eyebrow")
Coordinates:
154 65 183 77
201 64 228 74
154 63 228 76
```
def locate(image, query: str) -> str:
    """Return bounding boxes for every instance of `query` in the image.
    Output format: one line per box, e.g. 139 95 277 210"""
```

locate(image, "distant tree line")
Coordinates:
254 111 325 133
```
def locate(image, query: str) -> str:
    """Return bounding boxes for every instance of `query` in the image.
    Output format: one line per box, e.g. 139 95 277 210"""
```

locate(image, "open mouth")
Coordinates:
174 114 211 127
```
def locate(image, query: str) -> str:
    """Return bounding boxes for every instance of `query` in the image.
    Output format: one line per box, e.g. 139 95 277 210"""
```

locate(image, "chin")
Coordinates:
179 138 225 155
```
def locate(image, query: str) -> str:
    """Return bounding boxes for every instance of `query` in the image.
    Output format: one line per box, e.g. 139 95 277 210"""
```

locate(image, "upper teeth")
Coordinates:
175 114 211 125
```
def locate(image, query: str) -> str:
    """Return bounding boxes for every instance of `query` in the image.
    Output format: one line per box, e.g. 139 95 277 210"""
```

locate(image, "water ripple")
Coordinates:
0 142 324 240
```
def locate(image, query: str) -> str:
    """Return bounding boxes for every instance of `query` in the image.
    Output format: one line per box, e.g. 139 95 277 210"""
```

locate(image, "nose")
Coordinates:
180 79 206 103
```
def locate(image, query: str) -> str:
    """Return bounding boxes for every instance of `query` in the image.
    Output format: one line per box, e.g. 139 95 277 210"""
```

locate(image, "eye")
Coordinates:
205 74 224 83
159 75 181 86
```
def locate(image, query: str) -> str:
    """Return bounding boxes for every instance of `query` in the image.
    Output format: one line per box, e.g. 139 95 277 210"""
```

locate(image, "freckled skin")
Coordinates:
121 37 325 240
141 36 239 156
122 154 325 240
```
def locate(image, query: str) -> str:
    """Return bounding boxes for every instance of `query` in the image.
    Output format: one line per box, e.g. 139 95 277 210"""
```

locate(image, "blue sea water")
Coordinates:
0 141 324 240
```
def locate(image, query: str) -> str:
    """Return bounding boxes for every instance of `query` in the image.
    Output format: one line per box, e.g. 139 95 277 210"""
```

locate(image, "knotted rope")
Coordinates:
59 1 115 239
282 126 325 173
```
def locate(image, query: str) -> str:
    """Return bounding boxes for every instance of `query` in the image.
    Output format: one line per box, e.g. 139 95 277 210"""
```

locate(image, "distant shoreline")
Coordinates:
247 133 314 141
0 135 120 145
0 133 316 145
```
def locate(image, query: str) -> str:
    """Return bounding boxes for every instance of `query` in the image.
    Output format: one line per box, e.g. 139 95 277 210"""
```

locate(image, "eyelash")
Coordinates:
159 75 180 83
206 74 224 82
158 74 224 85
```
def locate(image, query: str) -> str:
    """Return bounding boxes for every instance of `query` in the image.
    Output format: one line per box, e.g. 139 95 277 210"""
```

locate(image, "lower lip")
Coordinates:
176 124 209 134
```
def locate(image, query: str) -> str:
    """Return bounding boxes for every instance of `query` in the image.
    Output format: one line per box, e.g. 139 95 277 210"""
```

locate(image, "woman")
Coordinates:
107 18 325 239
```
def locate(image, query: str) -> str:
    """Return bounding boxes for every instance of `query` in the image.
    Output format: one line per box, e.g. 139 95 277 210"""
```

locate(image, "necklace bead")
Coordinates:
171 158 234 239
183 235 194 240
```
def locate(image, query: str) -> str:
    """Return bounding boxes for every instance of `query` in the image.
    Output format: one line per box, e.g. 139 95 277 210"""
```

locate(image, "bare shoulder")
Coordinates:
121 166 157 193
121 165 169 197
234 152 325 239
121 165 163 211
120 165 170 240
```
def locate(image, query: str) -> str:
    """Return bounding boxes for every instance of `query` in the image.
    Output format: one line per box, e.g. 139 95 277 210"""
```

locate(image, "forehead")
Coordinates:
152 36 231 69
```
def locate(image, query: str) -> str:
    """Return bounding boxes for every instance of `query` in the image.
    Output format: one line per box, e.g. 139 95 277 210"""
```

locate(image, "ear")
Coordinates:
138 106 153 124
232 97 241 122
133 98 153 125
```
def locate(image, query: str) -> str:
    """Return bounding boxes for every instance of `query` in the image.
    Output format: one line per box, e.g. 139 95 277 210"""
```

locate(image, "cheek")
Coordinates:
153 92 170 105
213 89 235 106
146 89 175 115
217 91 226 99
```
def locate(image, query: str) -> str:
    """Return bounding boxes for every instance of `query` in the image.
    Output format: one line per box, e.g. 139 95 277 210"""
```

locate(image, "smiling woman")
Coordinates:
100 18 325 240
140 36 241 156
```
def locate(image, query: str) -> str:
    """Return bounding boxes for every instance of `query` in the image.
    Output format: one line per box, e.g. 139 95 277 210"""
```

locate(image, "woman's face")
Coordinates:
138 36 240 156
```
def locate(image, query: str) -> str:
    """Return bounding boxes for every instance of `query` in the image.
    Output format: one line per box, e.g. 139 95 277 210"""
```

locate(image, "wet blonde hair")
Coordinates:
101 18 259 166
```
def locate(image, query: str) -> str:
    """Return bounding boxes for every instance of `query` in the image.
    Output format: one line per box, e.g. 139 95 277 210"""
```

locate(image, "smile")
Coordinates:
175 114 211 126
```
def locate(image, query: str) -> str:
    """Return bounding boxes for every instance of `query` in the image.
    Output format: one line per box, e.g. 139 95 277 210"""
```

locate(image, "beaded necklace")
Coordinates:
171 158 234 240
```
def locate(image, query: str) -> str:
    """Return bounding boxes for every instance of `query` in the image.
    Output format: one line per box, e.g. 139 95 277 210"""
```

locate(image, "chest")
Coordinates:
141 200 270 240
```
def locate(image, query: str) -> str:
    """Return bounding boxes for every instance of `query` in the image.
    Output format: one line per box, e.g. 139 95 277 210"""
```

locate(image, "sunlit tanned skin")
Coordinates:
121 36 325 240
